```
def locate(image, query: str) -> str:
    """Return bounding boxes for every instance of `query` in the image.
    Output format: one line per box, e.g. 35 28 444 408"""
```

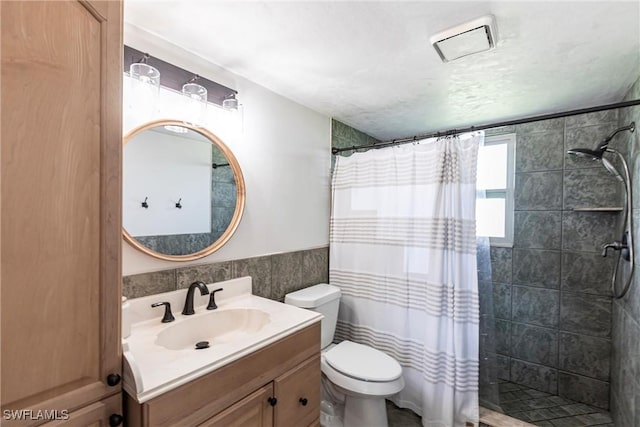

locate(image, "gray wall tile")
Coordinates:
123 269 176 299
485 126 516 137
563 168 622 210
621 306 640 381
271 250 304 301
512 249 561 289
495 319 511 355
302 247 329 287
559 332 611 381
212 182 237 208
515 172 563 210
176 261 232 289
497 354 510 380
123 247 328 302
212 165 235 183
562 211 617 253
633 151 640 210
231 255 272 299
493 282 511 320
514 211 562 249
565 111 619 129
515 131 564 173
490 247 512 283
560 292 612 338
512 286 559 328
516 118 565 135
558 372 610 410
510 359 558 394
479 281 494 316
635 383 640 427
511 323 558 367
561 252 615 296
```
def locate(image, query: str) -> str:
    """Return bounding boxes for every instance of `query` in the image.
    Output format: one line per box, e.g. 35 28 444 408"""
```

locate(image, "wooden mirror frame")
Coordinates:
122 119 246 261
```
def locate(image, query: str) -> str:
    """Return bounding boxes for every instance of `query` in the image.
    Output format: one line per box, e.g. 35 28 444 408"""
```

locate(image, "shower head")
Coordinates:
567 122 636 161
567 122 635 181
567 147 623 180
602 157 624 181
566 147 605 161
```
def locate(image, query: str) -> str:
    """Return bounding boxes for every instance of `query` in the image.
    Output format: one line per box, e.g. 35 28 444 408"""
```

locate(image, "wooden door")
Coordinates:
44 395 121 427
199 384 274 427
273 356 321 427
1 0 123 424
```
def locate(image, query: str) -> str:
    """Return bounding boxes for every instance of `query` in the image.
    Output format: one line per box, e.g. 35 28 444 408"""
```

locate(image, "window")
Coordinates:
476 133 516 247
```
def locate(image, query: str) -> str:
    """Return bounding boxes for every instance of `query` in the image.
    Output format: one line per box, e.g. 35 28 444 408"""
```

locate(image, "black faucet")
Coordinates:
182 281 210 315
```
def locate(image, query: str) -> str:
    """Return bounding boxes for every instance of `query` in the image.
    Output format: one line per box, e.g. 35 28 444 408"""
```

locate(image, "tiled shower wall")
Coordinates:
488 112 625 410
331 119 381 153
330 116 624 409
123 247 329 302
611 75 640 426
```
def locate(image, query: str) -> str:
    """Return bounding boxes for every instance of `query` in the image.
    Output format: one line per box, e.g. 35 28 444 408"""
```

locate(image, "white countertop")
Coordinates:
122 276 322 403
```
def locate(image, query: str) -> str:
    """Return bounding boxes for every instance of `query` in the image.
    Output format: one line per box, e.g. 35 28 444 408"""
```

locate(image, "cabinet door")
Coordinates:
273 356 321 427
43 395 121 427
1 0 123 422
199 384 274 427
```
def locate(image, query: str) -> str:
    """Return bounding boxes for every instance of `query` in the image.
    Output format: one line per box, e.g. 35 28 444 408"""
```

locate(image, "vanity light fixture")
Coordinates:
129 53 161 87
182 75 208 126
128 53 161 120
222 93 239 111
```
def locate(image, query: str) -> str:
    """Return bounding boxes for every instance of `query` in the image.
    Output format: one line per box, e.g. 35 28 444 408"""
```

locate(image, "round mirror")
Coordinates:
123 120 245 261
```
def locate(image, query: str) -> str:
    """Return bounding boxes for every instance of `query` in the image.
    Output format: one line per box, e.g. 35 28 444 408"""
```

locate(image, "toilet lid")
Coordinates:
324 341 402 382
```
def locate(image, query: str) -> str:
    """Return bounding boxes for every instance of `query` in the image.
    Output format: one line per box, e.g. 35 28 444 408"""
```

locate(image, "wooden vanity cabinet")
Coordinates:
198 384 274 427
124 323 321 427
1 1 123 425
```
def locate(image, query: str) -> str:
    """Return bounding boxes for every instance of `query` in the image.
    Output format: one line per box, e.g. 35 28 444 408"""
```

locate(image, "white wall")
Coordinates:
123 24 332 275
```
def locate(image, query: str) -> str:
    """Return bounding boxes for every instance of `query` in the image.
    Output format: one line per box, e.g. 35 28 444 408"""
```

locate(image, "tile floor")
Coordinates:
386 380 615 427
498 381 613 426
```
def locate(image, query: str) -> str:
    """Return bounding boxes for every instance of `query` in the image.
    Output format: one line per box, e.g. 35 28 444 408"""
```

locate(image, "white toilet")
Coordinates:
285 284 404 427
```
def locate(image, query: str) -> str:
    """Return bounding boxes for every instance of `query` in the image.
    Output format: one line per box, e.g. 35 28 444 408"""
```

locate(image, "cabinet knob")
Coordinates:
299 397 308 406
267 397 278 406
109 414 123 426
106 373 121 386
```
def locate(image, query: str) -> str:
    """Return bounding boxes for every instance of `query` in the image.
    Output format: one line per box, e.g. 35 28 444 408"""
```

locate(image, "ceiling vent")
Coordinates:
430 15 497 63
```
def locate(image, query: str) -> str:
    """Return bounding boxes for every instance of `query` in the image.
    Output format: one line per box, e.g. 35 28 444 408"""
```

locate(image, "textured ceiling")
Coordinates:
124 1 640 140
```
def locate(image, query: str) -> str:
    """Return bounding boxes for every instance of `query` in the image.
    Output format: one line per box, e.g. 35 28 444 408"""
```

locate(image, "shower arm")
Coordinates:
598 123 636 151
604 148 634 299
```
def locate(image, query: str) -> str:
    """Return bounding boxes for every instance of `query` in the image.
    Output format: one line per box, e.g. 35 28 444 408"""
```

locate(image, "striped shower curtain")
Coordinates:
330 134 481 427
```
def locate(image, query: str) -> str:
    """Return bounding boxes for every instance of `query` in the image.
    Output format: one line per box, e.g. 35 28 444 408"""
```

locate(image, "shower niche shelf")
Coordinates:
571 207 623 212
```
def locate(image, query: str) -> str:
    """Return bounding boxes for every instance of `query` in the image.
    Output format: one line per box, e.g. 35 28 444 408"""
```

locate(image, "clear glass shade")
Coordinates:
128 63 161 121
182 83 208 126
222 94 239 111
129 63 160 87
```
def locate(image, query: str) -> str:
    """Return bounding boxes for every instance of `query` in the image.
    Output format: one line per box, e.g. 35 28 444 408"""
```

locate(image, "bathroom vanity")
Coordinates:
122 277 322 427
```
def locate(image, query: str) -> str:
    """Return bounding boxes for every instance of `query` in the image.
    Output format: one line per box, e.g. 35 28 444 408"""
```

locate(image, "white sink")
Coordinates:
155 308 271 350
122 276 322 403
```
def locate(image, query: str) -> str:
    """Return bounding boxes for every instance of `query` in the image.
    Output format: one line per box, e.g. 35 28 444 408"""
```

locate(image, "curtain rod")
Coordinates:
331 98 640 154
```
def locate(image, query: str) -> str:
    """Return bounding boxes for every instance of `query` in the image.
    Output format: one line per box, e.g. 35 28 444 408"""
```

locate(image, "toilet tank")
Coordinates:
284 284 341 349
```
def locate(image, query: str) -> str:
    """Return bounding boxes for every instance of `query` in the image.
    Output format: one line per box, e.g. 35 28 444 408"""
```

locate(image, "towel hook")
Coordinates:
141 197 149 209
175 198 182 209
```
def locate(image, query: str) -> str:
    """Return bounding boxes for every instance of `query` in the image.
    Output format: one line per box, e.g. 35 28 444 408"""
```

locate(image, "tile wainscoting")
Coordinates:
123 246 329 302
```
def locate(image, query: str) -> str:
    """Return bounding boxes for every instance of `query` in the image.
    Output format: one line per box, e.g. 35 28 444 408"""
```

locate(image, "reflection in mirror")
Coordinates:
123 121 244 261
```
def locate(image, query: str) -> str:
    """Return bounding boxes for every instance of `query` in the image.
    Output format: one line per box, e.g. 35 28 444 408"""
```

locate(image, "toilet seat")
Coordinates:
321 341 404 397
324 341 402 382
